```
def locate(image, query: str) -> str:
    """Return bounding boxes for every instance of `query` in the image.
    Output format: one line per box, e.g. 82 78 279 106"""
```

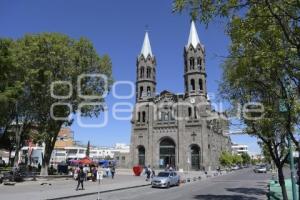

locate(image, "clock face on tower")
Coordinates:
190 98 195 104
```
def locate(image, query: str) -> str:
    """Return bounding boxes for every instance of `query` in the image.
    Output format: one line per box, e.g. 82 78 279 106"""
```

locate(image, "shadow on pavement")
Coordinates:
193 194 258 200
226 187 266 195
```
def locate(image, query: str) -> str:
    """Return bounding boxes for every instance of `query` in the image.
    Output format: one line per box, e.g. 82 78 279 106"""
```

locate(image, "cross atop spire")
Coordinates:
140 32 153 58
186 21 201 49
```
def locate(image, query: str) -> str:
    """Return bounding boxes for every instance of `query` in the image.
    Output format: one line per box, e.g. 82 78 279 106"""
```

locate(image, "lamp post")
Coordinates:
279 98 297 200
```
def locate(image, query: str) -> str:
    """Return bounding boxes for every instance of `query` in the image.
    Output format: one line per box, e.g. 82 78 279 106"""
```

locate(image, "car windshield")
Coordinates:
157 172 170 177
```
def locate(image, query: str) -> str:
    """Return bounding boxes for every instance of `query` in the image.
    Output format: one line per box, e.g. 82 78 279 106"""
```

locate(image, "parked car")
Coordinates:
231 165 240 170
151 171 180 188
254 165 267 173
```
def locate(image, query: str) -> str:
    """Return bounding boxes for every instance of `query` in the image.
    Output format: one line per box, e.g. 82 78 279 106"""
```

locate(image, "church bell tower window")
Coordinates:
191 79 195 91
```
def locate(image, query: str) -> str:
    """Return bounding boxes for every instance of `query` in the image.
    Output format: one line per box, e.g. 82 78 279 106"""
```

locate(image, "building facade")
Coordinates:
231 143 249 155
130 22 231 171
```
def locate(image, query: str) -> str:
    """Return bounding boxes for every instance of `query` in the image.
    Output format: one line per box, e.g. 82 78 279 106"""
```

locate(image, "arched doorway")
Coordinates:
190 145 200 170
159 138 176 169
138 146 145 166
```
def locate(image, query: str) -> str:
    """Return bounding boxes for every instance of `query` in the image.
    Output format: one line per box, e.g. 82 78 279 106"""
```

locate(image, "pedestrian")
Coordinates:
165 164 169 171
92 167 97 182
97 166 103 184
75 166 85 191
145 165 151 181
151 166 156 179
83 165 88 181
110 166 115 179
38 163 41 172
105 167 109 177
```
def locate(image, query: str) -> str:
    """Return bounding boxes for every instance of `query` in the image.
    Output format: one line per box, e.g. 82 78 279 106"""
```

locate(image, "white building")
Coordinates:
18 143 130 167
231 143 248 155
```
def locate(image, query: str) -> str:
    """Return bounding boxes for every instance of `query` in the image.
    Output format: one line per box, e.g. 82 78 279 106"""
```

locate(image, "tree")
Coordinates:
240 152 251 165
86 141 90 157
173 1 300 199
0 38 36 166
232 154 242 165
10 33 112 175
219 151 232 167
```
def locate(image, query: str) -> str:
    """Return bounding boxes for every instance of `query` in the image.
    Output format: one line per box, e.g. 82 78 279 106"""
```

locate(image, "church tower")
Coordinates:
184 21 207 97
136 32 156 102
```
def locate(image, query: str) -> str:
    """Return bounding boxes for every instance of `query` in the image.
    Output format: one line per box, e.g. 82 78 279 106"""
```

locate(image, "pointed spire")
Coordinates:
186 21 201 49
140 32 153 58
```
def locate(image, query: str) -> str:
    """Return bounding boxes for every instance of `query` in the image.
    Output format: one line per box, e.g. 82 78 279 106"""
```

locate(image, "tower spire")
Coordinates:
140 32 153 58
186 21 201 48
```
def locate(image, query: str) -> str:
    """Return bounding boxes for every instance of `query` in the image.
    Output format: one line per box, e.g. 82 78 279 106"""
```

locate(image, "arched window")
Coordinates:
147 86 151 96
142 111 146 122
138 146 145 166
153 68 156 79
163 112 169 121
189 57 194 69
158 110 162 121
197 57 201 70
188 107 192 117
139 86 143 97
191 79 195 91
137 112 141 122
171 108 175 120
146 67 151 78
140 67 144 78
194 107 197 119
199 79 203 91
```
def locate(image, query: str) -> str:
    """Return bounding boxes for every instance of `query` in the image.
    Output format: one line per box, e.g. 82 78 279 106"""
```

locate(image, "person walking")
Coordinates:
75 166 85 191
145 165 151 181
97 166 103 184
110 166 115 179
105 167 109 177
151 166 156 179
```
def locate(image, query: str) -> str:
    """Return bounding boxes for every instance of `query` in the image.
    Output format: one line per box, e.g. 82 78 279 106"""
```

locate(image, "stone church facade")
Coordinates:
129 22 231 171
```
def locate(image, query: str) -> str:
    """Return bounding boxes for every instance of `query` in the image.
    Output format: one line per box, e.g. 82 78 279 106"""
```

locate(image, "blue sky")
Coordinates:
0 0 260 154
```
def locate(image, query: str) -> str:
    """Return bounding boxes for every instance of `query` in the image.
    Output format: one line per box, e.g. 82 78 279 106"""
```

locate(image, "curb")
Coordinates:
46 171 231 199
45 183 151 200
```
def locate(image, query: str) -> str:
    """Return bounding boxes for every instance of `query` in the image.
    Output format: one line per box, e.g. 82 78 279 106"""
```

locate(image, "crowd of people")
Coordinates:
72 164 116 191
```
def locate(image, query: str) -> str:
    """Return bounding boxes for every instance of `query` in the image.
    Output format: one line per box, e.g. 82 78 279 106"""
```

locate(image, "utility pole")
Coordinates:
287 133 297 200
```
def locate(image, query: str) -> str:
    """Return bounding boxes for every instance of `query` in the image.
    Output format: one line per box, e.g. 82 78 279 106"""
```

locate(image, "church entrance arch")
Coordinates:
159 138 176 169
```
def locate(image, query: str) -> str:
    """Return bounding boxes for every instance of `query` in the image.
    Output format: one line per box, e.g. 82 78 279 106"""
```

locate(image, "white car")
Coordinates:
151 171 180 188
254 165 267 173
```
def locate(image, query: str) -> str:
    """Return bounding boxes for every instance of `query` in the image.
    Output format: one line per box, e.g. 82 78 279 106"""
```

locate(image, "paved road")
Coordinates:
74 168 272 200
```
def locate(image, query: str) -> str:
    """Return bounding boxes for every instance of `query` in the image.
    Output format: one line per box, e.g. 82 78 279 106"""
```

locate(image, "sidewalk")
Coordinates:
268 179 293 200
0 169 232 200
0 175 150 200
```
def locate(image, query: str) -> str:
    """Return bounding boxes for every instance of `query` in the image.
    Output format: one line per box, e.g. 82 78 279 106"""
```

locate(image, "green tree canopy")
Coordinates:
0 33 113 174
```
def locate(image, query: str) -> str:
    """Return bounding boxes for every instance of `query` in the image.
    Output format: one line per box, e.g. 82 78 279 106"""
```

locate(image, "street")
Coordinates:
74 168 272 200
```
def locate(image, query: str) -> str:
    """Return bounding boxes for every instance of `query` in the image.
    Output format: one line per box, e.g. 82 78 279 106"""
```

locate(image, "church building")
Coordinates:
129 21 231 171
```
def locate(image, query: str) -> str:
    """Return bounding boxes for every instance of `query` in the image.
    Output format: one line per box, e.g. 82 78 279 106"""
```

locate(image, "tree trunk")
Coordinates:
40 124 62 176
8 148 13 166
40 141 52 176
13 130 21 166
278 166 288 200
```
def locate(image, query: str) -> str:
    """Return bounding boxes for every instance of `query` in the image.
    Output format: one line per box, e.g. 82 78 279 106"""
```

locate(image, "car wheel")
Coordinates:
167 182 170 188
